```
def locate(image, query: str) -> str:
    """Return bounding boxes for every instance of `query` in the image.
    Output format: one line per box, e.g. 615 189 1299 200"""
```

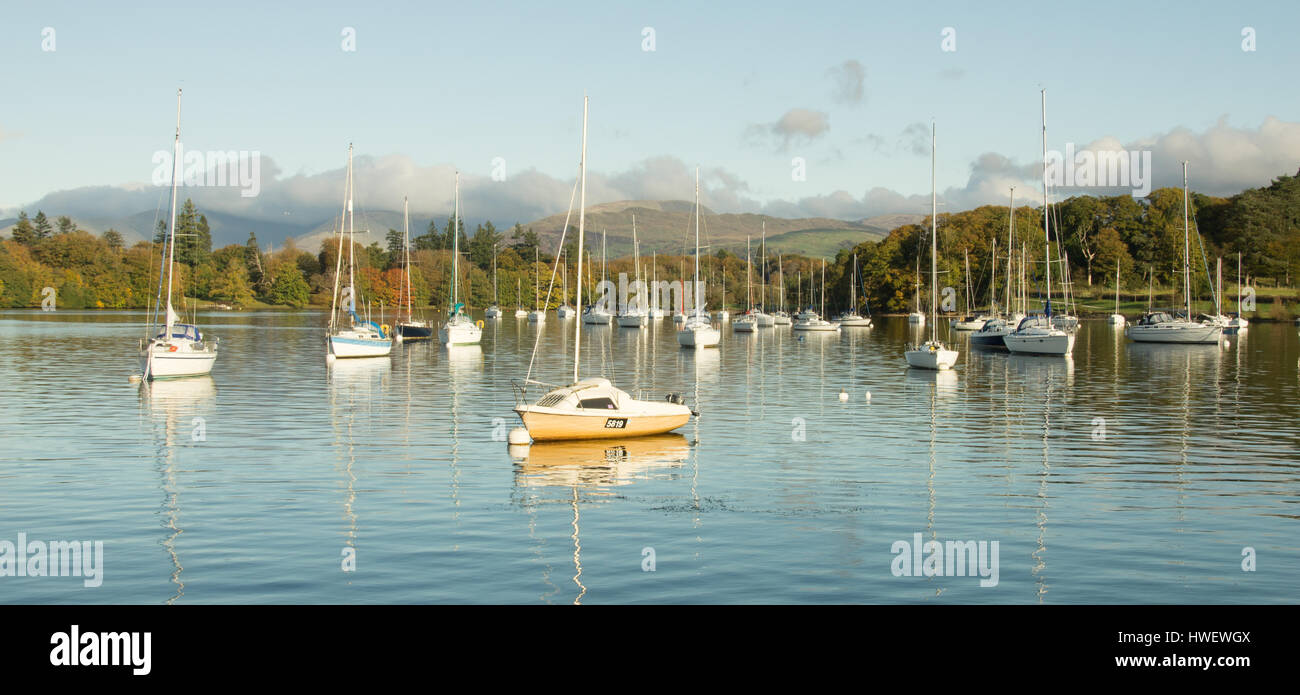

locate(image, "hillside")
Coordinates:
3 201 919 259
519 200 890 258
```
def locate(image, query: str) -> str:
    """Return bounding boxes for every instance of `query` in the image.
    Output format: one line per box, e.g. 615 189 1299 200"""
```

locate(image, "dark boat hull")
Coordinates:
397 323 433 340
970 333 1008 349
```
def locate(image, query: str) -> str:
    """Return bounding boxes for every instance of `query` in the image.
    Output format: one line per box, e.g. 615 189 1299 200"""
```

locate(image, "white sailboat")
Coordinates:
677 168 721 348
514 96 695 442
514 277 528 318
1108 262 1126 326
1226 252 1248 333
1005 91 1075 357
793 258 840 331
617 216 650 327
950 249 989 330
437 172 483 346
904 122 958 369
141 88 219 380
907 253 926 325
648 252 665 319
485 240 502 319
557 249 576 318
773 253 792 325
528 246 547 323
1126 162 1223 345
835 253 873 327
733 235 759 332
756 222 775 326
714 257 730 322
582 231 613 325
327 143 392 360
972 200 1016 349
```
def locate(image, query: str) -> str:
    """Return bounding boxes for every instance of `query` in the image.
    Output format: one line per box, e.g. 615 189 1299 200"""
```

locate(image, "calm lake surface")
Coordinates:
2 310 1297 604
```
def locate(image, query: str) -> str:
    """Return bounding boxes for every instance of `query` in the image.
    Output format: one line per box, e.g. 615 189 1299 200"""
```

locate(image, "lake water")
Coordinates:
1 310 1297 604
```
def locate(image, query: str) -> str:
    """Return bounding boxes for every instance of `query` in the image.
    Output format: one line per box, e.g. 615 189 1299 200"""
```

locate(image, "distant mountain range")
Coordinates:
495 201 918 259
1 201 923 258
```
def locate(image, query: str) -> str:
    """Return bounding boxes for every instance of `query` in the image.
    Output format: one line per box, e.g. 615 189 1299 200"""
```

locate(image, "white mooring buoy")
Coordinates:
508 427 532 445
839 389 848 402
865 391 872 402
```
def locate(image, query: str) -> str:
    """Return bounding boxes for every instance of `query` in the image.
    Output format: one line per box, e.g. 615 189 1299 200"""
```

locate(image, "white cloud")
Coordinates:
828 60 866 104
6 117 1297 233
746 108 831 152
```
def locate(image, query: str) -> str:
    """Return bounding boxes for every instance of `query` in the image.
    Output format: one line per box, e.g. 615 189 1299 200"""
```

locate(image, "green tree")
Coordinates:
55 215 76 235
32 211 52 240
102 229 124 252
10 211 36 246
264 259 310 307
385 228 405 267
245 231 264 289
468 222 500 269
211 256 255 306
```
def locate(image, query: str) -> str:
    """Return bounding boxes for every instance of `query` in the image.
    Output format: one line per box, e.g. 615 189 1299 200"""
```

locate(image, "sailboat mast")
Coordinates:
761 221 766 310
452 171 460 307
1216 257 1223 316
929 121 937 340
163 88 182 335
852 253 857 312
573 95 587 384
746 236 751 310
347 144 355 315
1041 90 1052 319
820 258 826 317
694 167 701 316
989 238 997 314
1183 162 1191 318
1006 186 1014 315
1114 263 1119 311
964 249 971 316
403 197 412 318
329 148 349 333
1237 252 1242 313
652 252 657 311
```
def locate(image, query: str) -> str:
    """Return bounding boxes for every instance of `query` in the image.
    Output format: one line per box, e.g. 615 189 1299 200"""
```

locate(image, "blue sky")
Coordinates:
2 0 1297 223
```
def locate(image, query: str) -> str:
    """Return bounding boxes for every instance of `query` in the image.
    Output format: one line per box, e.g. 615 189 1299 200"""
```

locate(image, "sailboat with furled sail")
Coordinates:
438 172 483 347
676 168 721 348
140 88 219 380
513 97 696 442
1124 162 1223 345
327 143 392 360
485 241 502 319
1004 90 1075 356
394 197 432 341
904 122 958 370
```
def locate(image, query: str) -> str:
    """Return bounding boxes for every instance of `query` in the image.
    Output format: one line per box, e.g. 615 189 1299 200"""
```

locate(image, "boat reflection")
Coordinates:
446 344 483 376
140 375 216 604
512 433 690 488
328 354 389 587
1005 353 1074 387
511 434 690 604
905 366 959 396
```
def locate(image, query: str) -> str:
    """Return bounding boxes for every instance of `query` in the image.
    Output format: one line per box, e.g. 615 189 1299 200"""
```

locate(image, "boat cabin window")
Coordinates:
579 397 617 410
157 324 200 341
